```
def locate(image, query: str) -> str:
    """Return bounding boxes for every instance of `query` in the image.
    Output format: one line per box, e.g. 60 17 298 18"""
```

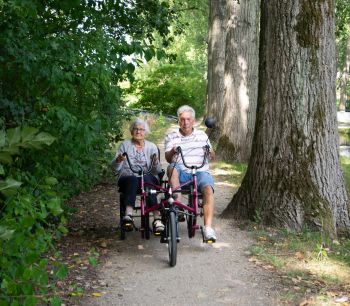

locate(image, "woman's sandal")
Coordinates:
122 215 134 232
153 219 164 235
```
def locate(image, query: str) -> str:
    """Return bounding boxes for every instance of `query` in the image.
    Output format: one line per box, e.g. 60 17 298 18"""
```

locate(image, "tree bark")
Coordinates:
206 0 226 134
338 28 350 111
215 0 260 162
222 0 350 238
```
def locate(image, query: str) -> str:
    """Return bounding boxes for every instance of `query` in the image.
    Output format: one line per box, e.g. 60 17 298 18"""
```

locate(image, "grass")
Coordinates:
221 156 350 305
211 160 247 187
245 224 350 305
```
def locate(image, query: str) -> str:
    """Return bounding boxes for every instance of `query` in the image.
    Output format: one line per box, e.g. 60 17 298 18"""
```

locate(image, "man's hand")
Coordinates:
209 149 215 160
165 146 178 163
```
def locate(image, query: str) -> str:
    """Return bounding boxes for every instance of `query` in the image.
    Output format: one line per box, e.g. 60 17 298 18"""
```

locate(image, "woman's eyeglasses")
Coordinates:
133 128 145 132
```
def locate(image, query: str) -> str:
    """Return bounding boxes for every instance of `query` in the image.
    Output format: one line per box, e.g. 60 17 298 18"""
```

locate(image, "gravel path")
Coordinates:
78 125 281 306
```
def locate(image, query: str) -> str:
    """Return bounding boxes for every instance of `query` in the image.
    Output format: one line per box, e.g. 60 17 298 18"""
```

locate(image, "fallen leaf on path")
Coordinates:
100 241 108 248
294 251 305 259
335 296 349 303
92 292 103 297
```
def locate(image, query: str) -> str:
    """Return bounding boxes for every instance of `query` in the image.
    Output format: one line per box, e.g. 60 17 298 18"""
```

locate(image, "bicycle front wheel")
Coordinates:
167 210 177 267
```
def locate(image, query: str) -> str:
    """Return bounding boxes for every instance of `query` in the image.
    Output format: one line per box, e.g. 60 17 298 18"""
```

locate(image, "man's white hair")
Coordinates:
177 105 196 119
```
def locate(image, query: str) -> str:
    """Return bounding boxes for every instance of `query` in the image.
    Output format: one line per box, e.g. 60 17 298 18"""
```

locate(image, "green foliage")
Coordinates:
129 63 206 116
127 0 209 117
0 0 179 304
0 127 66 305
340 156 350 191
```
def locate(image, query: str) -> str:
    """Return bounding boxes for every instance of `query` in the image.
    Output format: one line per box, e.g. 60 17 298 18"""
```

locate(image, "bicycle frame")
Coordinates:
120 152 162 239
120 145 210 267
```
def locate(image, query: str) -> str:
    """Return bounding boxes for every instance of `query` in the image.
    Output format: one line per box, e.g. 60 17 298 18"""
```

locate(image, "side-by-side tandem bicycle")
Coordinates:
119 144 214 267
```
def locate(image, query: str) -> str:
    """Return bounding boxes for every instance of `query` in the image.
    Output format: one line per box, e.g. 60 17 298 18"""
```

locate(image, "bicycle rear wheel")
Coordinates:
142 213 150 240
142 198 151 240
167 210 177 267
119 194 126 240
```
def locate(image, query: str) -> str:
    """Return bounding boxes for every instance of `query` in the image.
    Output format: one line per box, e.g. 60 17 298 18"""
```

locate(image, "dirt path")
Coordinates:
60 125 281 306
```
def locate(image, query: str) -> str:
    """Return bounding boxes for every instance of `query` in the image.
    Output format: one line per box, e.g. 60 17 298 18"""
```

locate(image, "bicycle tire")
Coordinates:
143 213 150 240
187 186 197 238
144 197 153 239
119 194 126 240
167 211 177 267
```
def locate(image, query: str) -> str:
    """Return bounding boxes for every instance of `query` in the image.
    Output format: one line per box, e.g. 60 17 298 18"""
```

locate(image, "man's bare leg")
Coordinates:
202 186 214 228
167 166 181 202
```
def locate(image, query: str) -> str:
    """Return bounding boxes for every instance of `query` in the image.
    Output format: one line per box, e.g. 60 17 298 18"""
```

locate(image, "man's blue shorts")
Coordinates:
169 163 215 193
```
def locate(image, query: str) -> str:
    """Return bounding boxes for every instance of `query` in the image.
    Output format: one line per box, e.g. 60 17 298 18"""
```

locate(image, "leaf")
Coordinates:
1 145 20 155
44 177 58 186
0 152 12 164
0 164 4 175
23 132 56 149
23 296 37 306
47 198 63 216
7 127 21 146
54 265 68 280
50 297 62 306
33 132 56 145
88 256 97 267
92 292 103 297
0 130 5 147
0 178 22 196
21 126 38 142
0 226 15 240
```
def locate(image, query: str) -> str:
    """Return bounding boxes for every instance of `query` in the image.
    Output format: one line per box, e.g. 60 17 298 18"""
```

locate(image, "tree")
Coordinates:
206 0 226 131
217 0 260 161
336 0 350 110
222 0 350 238
206 0 260 162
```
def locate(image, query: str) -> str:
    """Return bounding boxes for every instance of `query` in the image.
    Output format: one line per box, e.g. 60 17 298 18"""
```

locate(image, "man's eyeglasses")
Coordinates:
133 128 146 132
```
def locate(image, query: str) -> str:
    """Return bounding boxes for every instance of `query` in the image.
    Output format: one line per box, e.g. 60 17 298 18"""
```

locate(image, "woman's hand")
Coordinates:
116 153 125 163
151 153 159 165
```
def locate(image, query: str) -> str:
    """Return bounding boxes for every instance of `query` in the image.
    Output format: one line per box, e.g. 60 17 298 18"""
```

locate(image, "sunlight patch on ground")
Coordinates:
215 181 236 188
212 168 242 176
211 242 232 249
290 258 350 284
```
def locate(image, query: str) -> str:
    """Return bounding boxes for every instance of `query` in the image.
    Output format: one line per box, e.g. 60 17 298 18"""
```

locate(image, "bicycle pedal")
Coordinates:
178 213 186 222
205 239 216 244
122 223 134 232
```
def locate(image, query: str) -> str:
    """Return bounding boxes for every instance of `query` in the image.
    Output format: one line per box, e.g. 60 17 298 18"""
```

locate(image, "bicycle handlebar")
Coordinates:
122 152 157 176
175 145 210 170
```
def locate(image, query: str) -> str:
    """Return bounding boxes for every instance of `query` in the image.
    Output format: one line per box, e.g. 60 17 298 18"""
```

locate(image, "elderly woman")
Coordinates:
111 118 164 232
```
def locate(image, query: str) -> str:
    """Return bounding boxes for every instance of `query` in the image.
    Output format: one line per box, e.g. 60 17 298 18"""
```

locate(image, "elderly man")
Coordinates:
164 105 216 242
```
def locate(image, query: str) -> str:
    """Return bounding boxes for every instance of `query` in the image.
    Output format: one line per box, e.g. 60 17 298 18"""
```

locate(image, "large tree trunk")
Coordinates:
216 0 260 162
206 0 226 137
222 0 350 238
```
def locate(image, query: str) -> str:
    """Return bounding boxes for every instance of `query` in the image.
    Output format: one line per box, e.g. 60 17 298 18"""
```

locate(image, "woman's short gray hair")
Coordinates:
129 118 150 134
177 105 196 119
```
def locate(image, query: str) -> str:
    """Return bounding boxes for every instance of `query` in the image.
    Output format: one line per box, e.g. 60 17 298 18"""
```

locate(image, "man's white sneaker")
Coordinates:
203 226 216 243
123 215 133 222
153 219 165 234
